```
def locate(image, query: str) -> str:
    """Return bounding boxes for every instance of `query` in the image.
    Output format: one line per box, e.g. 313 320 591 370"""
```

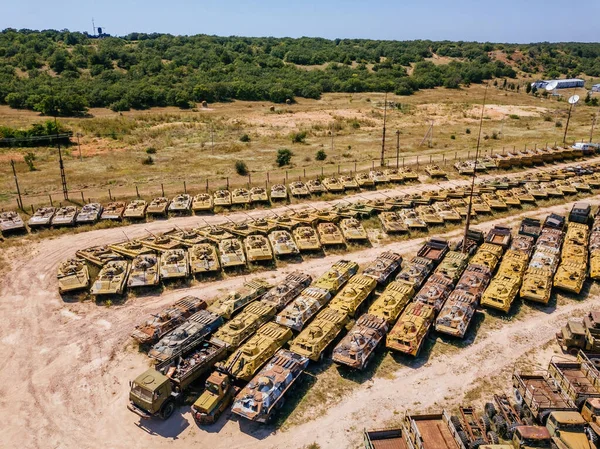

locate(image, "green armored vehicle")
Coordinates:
313 260 360 294
213 300 277 350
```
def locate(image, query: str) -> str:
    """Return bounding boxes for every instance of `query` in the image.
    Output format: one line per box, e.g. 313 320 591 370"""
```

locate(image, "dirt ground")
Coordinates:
2 162 600 448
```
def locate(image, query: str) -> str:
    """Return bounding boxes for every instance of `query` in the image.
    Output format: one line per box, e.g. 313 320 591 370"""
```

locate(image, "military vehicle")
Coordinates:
579 398 600 443
554 222 590 294
416 205 444 226
387 302 435 356
555 180 578 195
0 211 25 234
261 272 312 311
269 230 299 256
547 352 600 409
207 279 272 319
57 258 90 294
545 411 594 449
313 208 340 223
250 187 269 203
455 161 476 175
148 310 224 361
511 187 536 204
218 220 255 238
541 183 565 198
218 238 246 268
470 243 504 271
232 349 309 423
368 281 415 325
404 411 465 449
571 178 592 192
192 371 238 424
384 168 405 183
131 296 207 344
317 222 345 246
313 260 360 294
328 274 377 318
553 261 587 294
147 197 170 216
289 307 348 362
247 217 278 235
367 198 395 212
289 181 310 197
266 214 300 231
450 199 477 218
306 179 327 195
101 202 126 221
497 189 522 207
434 251 469 282
340 175 360 190
231 188 251 205
520 267 555 304
213 300 277 350
192 193 213 212
159 249 189 280
200 225 234 243
519 218 542 240
51 206 78 227
471 196 492 214
90 260 130 295
481 193 508 210
458 229 486 256
28 207 56 228
447 187 467 199
425 165 447 178
433 202 462 222
288 210 319 226
219 322 294 381
270 184 288 201
338 218 368 242
419 237 450 264
413 273 455 312
332 203 362 219
276 286 332 331
485 226 513 249
75 245 122 267
168 228 208 247
399 209 428 230
332 314 388 370
556 311 600 355
213 190 232 207
364 426 409 449
347 201 376 217
363 251 403 286
322 177 345 192
379 211 409 233
244 234 274 263
75 203 102 224
484 394 532 440
481 274 522 313
369 170 391 184
407 193 432 206
123 200 148 219
385 195 414 210
139 231 182 252
396 257 436 291
168 194 192 213
590 216 600 280
128 253 160 288
128 338 228 420
356 172 375 188
189 243 220 274
399 168 419 181
292 226 322 251
569 202 592 226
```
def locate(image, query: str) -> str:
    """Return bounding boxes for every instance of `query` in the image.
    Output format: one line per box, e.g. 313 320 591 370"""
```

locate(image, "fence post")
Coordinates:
161 184 165 197
226 177 229 189
248 174 251 186
304 168 306 178
136 185 140 198
321 167 324 176
354 162 357 172
443 154 445 165
338 164 340 174
48 194 53 206
184 181 187 194
455 152 457 160
31 205 34 214
286 171 288 182
206 179 209 192
372 160 375 170
403 157 405 168
108 189 112 201
81 191 85 203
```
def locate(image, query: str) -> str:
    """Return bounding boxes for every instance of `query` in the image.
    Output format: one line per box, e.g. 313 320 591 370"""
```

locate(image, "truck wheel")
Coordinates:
160 400 175 420
451 415 463 431
484 402 497 419
480 415 492 432
586 427 599 447
487 431 499 445
568 347 580 356
513 403 523 418
493 415 507 438
576 397 587 410
513 389 523 405
457 431 469 447
523 417 535 426
470 438 486 449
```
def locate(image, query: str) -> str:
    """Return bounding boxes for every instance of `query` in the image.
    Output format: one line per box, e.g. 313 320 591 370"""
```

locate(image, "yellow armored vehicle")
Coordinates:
313 208 340 223
192 193 213 212
276 286 332 331
266 214 299 231
250 187 269 203
57 258 90 294
497 189 521 207
244 235 273 263
261 272 312 311
293 226 322 251
75 202 102 225
128 254 160 288
471 196 492 214
270 184 288 201
369 170 390 184
328 274 377 318
481 193 508 210
247 217 278 235
433 202 462 222
553 222 589 294
168 194 192 214
363 251 403 286
189 243 220 274
332 314 388 370
446 187 466 199
368 281 414 325
213 300 277 350
123 200 148 219
525 183 548 200
218 238 246 268
159 249 189 280
424 165 447 178
207 279 272 319
213 190 232 207
434 251 469 282
520 267 554 304
0 211 25 234
481 274 521 313
306 179 326 195
140 231 182 252
289 209 319 226
219 221 255 237
169 228 208 247
356 172 375 188
101 202 126 221
313 259 359 294
379 211 409 233
416 205 444 226
289 307 348 362
76 245 122 267
147 197 170 216
51 206 78 227
455 161 476 175
449 198 476 218
322 177 344 192
110 240 153 258
28 206 56 228
570 178 592 192
399 167 419 181
340 175 359 189
590 217 600 280
90 260 130 295
289 181 310 197
384 168 405 183
541 182 565 198
340 218 368 241
399 209 428 230
511 187 536 203
316 222 345 246
231 188 251 206
386 302 436 356
268 230 299 256
470 243 504 272
424 188 448 202
200 226 235 243
554 261 587 294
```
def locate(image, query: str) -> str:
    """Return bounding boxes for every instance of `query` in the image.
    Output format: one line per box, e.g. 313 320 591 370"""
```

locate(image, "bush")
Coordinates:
555 121 563 128
450 134 456 140
291 131 307 144
146 147 157 154
142 156 154 165
466 128 471 134
491 131 499 140
235 160 248 176
315 149 327 161
276 148 293 167
543 115 552 122
509 114 520 120
24 152 36 171
239 133 251 142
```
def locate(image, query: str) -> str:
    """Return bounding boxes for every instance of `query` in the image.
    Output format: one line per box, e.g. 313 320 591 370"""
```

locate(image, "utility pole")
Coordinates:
380 92 388 167
331 122 334 155
591 112 597 143
210 125 214 151
51 85 69 201
563 93 580 146
395 130 400 169
11 160 23 210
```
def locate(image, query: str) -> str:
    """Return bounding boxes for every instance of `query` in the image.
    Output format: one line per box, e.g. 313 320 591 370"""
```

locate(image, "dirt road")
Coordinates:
0 194 597 449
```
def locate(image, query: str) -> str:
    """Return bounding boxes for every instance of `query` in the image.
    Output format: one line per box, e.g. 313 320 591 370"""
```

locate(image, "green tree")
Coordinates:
315 149 327 161
276 148 293 167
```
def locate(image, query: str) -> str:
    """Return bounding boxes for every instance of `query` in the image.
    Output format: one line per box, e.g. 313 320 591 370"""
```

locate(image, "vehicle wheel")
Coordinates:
275 397 285 410
451 415 463 431
523 417 535 426
487 431 499 445
493 415 507 438
539 410 551 425
458 430 469 447
481 415 492 432
586 427 599 447
470 438 486 449
160 400 175 420
576 396 587 410
506 425 516 441
568 347 580 356
485 402 497 419
513 403 523 418
514 388 523 405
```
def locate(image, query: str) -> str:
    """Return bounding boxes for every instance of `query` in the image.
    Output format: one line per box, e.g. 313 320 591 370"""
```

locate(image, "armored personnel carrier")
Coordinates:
413 273 455 312
481 193 508 210
51 206 78 227
231 188 251 206
131 296 207 344
387 302 436 356
435 291 478 338
328 274 377 318
148 310 223 362
90 260 130 295
469 243 504 272
218 238 246 268
590 216 600 280
449 199 476 218
471 196 492 214
496 189 521 207
75 203 102 224
433 202 462 222
247 217 278 235
399 168 419 181
189 243 220 274
485 225 513 250
521 266 556 304
289 181 310 197
217 220 255 238
28 207 56 228
269 184 288 201
200 225 235 243
266 214 299 231
192 193 213 212
244 235 273 263
101 202 126 221
379 211 409 233
332 314 388 369
356 172 375 188
554 222 590 294
541 182 565 198
57 258 90 293
123 200 148 219
481 274 522 313
207 279 271 319
434 251 469 282
369 170 391 184
213 300 277 350
368 281 414 325
232 349 309 423
416 205 444 226
248 187 267 203
168 194 192 213
269 230 299 256
287 210 319 226
159 249 189 279
140 231 182 252
425 165 447 178
332 203 361 219
399 209 427 230
396 256 435 291
213 190 232 207
306 179 326 195
511 187 536 204
128 253 160 287
276 286 332 331
554 261 587 294
168 228 207 247
322 177 344 192
570 178 592 192
0 211 25 234
363 251 403 286
340 175 360 189
317 222 345 246
289 307 348 362
384 168 405 183
76 245 122 267
293 226 322 251
313 208 340 223
455 161 476 175
338 218 368 242
147 197 170 216
554 180 578 195
261 272 312 311
347 201 376 217
385 195 414 210
313 259 359 294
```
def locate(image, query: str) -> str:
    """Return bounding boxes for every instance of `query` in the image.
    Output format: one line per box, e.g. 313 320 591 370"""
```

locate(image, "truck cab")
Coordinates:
545 412 591 449
192 372 235 424
557 320 589 355
128 369 176 419
511 426 551 449
580 398 600 444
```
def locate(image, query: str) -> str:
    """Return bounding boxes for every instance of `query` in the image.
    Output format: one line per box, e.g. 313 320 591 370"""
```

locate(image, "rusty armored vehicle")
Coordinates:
0 211 25 234
232 349 309 423
90 260 130 295
192 193 213 212
328 274 377 318
128 253 160 288
231 188 251 206
207 279 271 319
189 243 220 274
147 197 170 216
168 194 192 213
131 296 207 344
317 222 345 246
57 258 90 293
213 190 232 207
413 273 455 312
213 300 277 350
379 211 409 233
244 234 274 263
369 170 391 184
76 245 122 267
289 307 348 362
51 206 78 227
200 225 234 243
332 314 388 369
289 181 310 197
368 281 415 325
293 226 322 251
399 209 428 230
101 202 126 221
396 257 436 291
28 207 56 228
75 203 102 224
416 205 445 226
356 172 375 188
363 251 403 286
276 286 332 331
485 225 513 250
322 177 344 192
123 200 148 219
250 187 269 203
313 259 360 294
261 272 312 311
306 179 327 195
269 230 299 256
218 238 246 268
425 165 447 178
433 202 462 222
435 290 479 338
340 175 359 190
269 184 288 201
387 301 436 356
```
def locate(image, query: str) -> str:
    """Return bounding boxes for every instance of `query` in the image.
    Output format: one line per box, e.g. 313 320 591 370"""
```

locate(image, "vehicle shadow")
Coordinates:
133 408 190 439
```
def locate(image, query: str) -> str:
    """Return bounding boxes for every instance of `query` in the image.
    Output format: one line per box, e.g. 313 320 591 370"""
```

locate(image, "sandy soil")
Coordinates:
2 160 600 449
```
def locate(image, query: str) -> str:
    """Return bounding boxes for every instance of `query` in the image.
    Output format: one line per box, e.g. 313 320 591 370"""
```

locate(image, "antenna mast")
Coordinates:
380 92 388 167
92 18 96 36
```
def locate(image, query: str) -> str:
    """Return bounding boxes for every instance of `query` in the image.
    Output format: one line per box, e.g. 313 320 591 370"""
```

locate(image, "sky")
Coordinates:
2 0 600 43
